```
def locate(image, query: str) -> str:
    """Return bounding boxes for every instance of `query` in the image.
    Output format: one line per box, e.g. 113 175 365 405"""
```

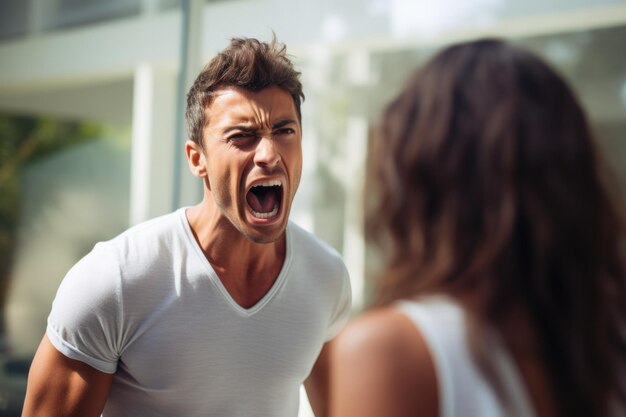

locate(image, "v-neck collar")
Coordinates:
177 207 293 317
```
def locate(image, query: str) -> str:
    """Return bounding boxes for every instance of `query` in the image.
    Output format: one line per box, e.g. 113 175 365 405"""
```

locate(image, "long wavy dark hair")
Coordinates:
368 39 626 417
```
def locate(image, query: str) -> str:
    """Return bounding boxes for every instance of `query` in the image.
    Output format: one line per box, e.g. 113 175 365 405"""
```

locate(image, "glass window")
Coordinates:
0 1 28 40
300 25 626 306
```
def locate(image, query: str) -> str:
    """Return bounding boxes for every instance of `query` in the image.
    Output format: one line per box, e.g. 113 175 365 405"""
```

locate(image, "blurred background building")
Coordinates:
0 0 625 414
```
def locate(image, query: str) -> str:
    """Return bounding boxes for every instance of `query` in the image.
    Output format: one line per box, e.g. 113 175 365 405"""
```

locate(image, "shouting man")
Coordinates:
22 37 351 417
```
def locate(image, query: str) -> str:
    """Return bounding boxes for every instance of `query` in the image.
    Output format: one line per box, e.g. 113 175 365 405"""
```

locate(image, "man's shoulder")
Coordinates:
287 221 350 287
288 221 343 264
116 210 182 241
91 210 185 266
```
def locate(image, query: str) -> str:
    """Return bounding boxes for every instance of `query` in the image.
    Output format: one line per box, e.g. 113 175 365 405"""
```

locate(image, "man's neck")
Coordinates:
184 202 287 308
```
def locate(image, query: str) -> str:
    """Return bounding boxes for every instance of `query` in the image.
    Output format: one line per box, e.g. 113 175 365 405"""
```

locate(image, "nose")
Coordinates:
254 137 280 168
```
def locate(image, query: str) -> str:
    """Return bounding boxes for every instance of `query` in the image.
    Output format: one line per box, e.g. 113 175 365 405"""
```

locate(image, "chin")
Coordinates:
244 227 286 244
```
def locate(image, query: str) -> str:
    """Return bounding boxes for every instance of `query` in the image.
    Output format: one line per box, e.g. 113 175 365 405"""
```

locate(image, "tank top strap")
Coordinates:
396 296 536 417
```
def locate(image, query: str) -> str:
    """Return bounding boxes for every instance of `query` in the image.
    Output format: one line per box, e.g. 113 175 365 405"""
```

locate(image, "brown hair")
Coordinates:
368 39 626 417
185 36 305 146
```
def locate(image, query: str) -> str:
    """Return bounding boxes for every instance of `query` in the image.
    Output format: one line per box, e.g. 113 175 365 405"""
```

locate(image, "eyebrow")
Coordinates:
272 119 297 129
222 124 255 135
222 119 297 135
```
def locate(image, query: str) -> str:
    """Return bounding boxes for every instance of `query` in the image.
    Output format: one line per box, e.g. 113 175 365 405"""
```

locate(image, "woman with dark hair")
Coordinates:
330 39 626 417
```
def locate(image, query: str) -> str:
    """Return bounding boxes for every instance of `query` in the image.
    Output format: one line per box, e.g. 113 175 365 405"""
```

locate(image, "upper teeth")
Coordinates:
252 180 282 188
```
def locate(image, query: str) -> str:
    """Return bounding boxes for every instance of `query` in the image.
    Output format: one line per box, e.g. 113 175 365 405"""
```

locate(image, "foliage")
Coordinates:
0 114 102 312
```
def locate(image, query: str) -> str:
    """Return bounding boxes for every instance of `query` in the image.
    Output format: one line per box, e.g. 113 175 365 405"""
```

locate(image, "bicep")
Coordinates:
304 341 332 417
22 335 113 417
329 310 438 417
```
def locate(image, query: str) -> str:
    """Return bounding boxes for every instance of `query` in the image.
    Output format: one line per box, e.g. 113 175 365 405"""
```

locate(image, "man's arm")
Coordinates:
21 335 113 417
304 341 332 417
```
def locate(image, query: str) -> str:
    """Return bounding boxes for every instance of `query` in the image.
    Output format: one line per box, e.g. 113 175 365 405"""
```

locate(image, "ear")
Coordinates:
185 140 207 178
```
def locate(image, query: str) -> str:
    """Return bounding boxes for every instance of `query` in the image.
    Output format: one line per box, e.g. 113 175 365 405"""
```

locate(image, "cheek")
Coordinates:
289 149 303 190
207 161 232 195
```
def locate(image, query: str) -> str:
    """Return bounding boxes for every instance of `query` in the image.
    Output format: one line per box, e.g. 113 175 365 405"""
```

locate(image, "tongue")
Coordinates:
247 188 277 213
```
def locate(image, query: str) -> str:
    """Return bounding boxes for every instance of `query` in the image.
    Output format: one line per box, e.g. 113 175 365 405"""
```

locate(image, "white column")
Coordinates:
130 64 177 225
28 0 55 34
141 0 160 15
172 0 205 209
342 116 368 311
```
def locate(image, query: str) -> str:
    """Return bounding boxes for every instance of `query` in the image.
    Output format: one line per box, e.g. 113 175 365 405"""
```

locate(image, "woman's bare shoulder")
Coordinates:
330 306 439 417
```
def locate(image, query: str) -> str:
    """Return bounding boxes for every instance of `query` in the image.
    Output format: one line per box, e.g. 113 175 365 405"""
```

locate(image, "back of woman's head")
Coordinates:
369 39 626 416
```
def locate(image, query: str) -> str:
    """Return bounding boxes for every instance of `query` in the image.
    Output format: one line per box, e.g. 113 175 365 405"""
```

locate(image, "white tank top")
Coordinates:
396 296 536 417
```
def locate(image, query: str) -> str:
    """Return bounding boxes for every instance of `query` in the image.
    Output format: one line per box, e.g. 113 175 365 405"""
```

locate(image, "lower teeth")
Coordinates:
249 204 279 219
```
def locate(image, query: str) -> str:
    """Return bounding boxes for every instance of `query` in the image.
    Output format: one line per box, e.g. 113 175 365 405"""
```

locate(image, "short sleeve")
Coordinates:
325 264 352 341
46 242 123 374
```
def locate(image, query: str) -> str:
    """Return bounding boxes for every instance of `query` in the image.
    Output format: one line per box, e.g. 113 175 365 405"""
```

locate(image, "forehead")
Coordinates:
205 86 298 128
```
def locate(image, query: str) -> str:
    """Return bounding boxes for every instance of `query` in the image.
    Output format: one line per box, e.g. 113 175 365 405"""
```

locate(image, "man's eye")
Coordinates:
229 132 254 141
275 128 295 136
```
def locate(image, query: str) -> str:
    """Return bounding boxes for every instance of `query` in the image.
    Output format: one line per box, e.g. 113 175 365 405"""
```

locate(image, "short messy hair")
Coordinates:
185 36 305 146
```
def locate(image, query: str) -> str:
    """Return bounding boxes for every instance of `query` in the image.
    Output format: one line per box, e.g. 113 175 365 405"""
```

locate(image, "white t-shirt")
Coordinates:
47 208 351 417
396 296 535 417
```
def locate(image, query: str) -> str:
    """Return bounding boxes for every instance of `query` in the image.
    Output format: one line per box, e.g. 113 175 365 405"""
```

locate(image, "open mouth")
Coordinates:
246 180 283 219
